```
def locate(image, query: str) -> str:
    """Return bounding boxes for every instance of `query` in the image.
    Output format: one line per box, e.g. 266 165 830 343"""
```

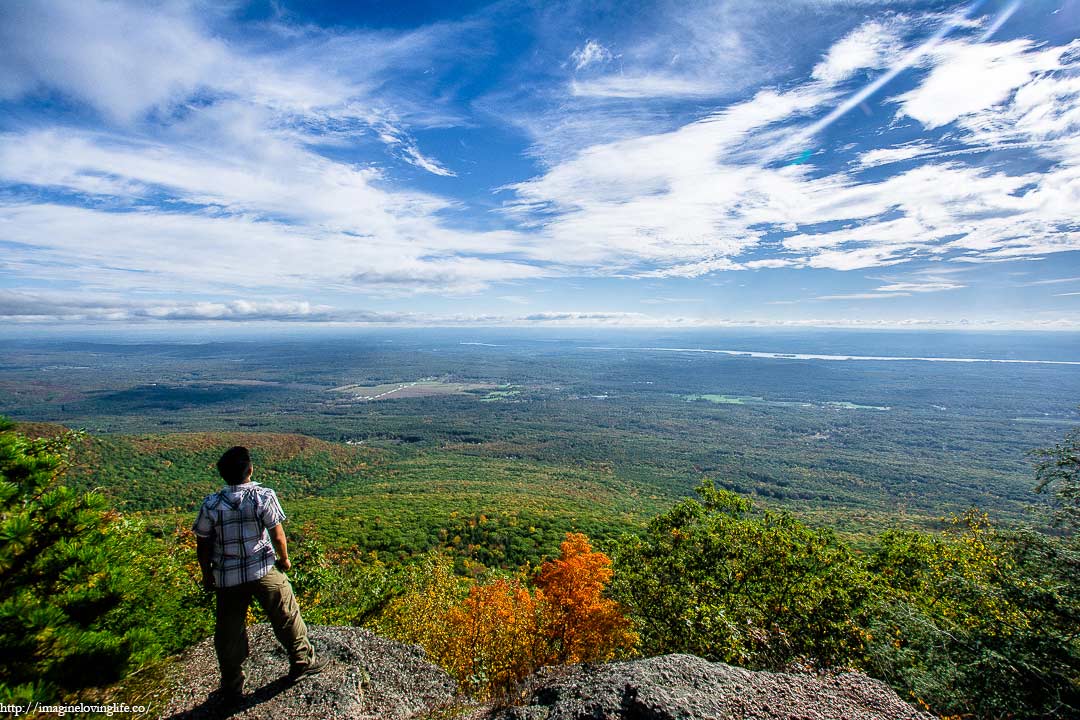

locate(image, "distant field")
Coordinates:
684 394 760 404
682 393 813 408
331 379 497 400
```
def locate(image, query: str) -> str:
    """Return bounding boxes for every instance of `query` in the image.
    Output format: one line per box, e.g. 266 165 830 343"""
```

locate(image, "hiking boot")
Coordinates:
216 672 244 697
210 683 244 706
288 654 329 683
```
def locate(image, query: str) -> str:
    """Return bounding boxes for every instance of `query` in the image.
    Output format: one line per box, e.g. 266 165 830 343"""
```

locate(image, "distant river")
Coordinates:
578 346 1080 366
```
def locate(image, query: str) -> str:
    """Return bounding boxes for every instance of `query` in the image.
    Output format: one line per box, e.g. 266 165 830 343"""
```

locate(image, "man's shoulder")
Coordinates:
245 484 284 510
250 483 279 499
198 490 225 510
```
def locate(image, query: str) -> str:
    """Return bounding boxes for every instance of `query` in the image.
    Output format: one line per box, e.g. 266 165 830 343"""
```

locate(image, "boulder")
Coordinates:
161 624 457 719
484 654 932 720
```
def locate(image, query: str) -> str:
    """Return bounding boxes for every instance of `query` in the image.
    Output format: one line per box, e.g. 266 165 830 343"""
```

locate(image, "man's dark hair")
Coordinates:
217 446 252 484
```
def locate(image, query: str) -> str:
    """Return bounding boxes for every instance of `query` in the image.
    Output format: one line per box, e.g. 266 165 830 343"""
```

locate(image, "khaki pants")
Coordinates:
214 567 313 692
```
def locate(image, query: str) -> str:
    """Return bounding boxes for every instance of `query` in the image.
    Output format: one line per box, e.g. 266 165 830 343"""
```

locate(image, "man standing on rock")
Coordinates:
194 445 328 699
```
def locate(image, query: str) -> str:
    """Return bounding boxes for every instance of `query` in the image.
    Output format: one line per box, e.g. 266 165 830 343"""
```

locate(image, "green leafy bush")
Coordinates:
285 524 401 626
1034 425 1080 533
866 512 1080 718
608 479 873 670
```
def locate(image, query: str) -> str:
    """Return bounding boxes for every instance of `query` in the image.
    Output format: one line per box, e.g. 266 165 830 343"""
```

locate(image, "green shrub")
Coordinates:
866 512 1080 718
608 479 873 670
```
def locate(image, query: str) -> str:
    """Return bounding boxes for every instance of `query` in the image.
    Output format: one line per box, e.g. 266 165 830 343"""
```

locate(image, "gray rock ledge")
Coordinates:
482 654 933 720
161 625 931 720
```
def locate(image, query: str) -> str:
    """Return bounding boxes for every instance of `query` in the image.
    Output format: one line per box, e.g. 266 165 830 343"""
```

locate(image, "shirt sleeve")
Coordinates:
259 489 287 529
192 500 215 537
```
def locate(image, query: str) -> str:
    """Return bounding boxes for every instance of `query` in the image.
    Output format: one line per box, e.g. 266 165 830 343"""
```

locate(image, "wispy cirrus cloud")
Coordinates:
1 0 1077 329
815 292 913 301
874 280 965 293
812 19 903 83
0 0 517 299
570 40 615 70
893 38 1074 129
569 74 721 99
811 272 965 301
505 13 1080 280
0 201 541 296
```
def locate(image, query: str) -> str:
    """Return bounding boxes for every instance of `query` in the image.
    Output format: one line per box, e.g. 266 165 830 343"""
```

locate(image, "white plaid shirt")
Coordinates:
193 482 287 588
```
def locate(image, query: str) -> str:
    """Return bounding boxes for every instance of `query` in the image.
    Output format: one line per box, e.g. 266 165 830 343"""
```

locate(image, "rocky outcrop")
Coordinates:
161 625 930 720
483 654 933 720
161 624 457 719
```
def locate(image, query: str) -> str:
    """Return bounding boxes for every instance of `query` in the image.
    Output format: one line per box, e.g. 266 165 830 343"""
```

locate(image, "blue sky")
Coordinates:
1 0 1079 329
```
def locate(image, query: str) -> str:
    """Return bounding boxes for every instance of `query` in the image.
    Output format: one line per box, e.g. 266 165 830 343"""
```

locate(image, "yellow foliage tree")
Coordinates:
377 553 466 664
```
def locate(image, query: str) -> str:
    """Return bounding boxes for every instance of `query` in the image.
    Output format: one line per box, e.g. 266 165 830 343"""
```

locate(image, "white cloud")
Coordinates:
744 258 804 270
856 141 936 167
0 0 230 124
947 43 1080 167
0 1 520 295
371 118 457 177
522 311 653 322
401 145 457 177
893 39 1071 130
506 20 1080 279
0 0 463 172
812 20 901 83
875 280 964 293
805 247 915 271
570 74 719 99
0 291 341 323
506 84 835 269
815 292 912 300
806 275 965 303
638 258 745 278
570 40 614 70
0 202 543 295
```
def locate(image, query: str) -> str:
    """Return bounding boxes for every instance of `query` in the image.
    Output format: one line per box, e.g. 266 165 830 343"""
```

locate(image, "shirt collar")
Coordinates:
218 481 262 508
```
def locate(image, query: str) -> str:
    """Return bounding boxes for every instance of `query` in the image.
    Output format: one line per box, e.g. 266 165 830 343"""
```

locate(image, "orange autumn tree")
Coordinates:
378 532 636 698
534 532 637 665
442 578 546 694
